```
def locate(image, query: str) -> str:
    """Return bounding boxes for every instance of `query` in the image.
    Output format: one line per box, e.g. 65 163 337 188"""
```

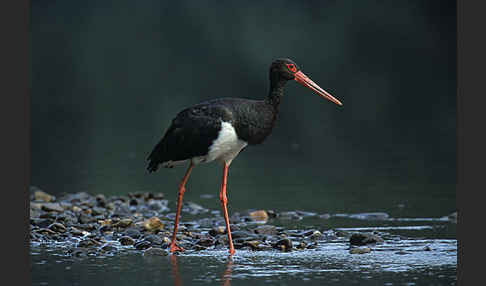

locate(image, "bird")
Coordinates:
147 58 342 255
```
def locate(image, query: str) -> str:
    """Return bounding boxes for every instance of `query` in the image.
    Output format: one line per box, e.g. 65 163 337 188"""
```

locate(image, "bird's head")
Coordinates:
270 58 342 106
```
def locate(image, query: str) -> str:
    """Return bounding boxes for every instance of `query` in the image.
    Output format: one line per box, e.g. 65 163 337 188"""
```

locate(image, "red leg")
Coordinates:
170 162 194 253
219 163 235 255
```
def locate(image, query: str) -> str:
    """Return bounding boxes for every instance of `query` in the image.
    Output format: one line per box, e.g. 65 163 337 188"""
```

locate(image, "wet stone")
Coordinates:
48 222 67 233
134 240 152 250
196 237 215 247
209 226 226 237
119 236 135 246
349 247 371 254
91 207 106 216
41 203 64 212
123 228 142 239
248 210 269 222
254 225 277 236
101 243 117 252
113 218 133 228
34 190 55 202
274 238 293 252
78 213 95 224
78 239 101 248
144 234 163 245
142 217 164 232
31 218 52 228
350 233 384 246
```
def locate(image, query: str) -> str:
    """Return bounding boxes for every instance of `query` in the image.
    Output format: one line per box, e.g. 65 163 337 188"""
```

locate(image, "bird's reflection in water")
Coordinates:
170 254 233 286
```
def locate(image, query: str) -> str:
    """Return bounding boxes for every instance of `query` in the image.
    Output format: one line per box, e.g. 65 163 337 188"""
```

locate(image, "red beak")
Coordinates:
294 71 343 106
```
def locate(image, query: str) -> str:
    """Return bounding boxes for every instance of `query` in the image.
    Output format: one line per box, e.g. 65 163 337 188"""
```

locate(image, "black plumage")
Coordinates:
147 59 297 172
146 58 342 255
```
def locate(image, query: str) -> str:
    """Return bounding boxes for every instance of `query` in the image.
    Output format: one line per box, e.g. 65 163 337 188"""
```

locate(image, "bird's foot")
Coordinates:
170 244 185 253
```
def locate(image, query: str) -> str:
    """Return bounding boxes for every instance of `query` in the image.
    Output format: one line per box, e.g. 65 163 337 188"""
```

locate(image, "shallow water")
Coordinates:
30 216 456 286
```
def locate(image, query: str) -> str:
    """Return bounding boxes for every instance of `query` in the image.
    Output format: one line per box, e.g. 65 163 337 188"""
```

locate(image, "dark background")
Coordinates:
30 0 456 217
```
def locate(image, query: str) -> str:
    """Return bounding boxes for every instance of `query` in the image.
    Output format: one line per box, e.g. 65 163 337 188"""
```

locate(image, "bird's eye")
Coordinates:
286 64 297 73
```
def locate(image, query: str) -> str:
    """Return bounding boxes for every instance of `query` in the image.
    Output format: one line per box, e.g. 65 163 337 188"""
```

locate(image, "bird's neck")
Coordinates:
265 78 286 108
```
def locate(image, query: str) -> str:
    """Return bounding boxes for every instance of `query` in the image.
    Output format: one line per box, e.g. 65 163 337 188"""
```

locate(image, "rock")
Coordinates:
91 207 106 216
78 239 101 248
274 238 293 252
144 247 168 256
196 237 214 247
209 226 226 236
349 233 384 246
31 218 52 228
244 240 261 250
142 217 164 232
41 203 64 212
119 236 135 246
254 225 277 236
296 241 307 250
306 230 323 240
34 190 55 202
70 227 86 236
48 222 67 233
144 234 163 245
101 243 117 252
249 210 268 222
349 247 371 254
30 202 43 210
99 225 113 233
266 210 277 218
134 240 152 250
123 228 142 239
423 246 432 251
113 218 133 228
78 213 95 224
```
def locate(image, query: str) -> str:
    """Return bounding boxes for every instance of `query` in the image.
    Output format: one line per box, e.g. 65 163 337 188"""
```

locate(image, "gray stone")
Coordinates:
350 233 384 246
41 203 64 212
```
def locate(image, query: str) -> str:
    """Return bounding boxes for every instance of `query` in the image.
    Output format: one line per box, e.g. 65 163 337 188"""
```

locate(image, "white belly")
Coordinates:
162 121 247 168
193 121 248 166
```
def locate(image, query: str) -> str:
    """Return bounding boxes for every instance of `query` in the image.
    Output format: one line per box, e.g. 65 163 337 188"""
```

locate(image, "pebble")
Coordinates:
41 203 64 212
144 234 163 245
114 218 133 228
34 190 55 202
349 247 371 254
119 236 135 246
48 223 67 233
254 225 277 236
28 189 413 259
142 217 164 232
249 210 269 222
208 226 226 236
134 240 152 250
349 233 384 246
123 228 142 239
274 238 293 252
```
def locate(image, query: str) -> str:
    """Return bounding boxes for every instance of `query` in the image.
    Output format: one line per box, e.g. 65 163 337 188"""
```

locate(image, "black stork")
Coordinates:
147 58 342 255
